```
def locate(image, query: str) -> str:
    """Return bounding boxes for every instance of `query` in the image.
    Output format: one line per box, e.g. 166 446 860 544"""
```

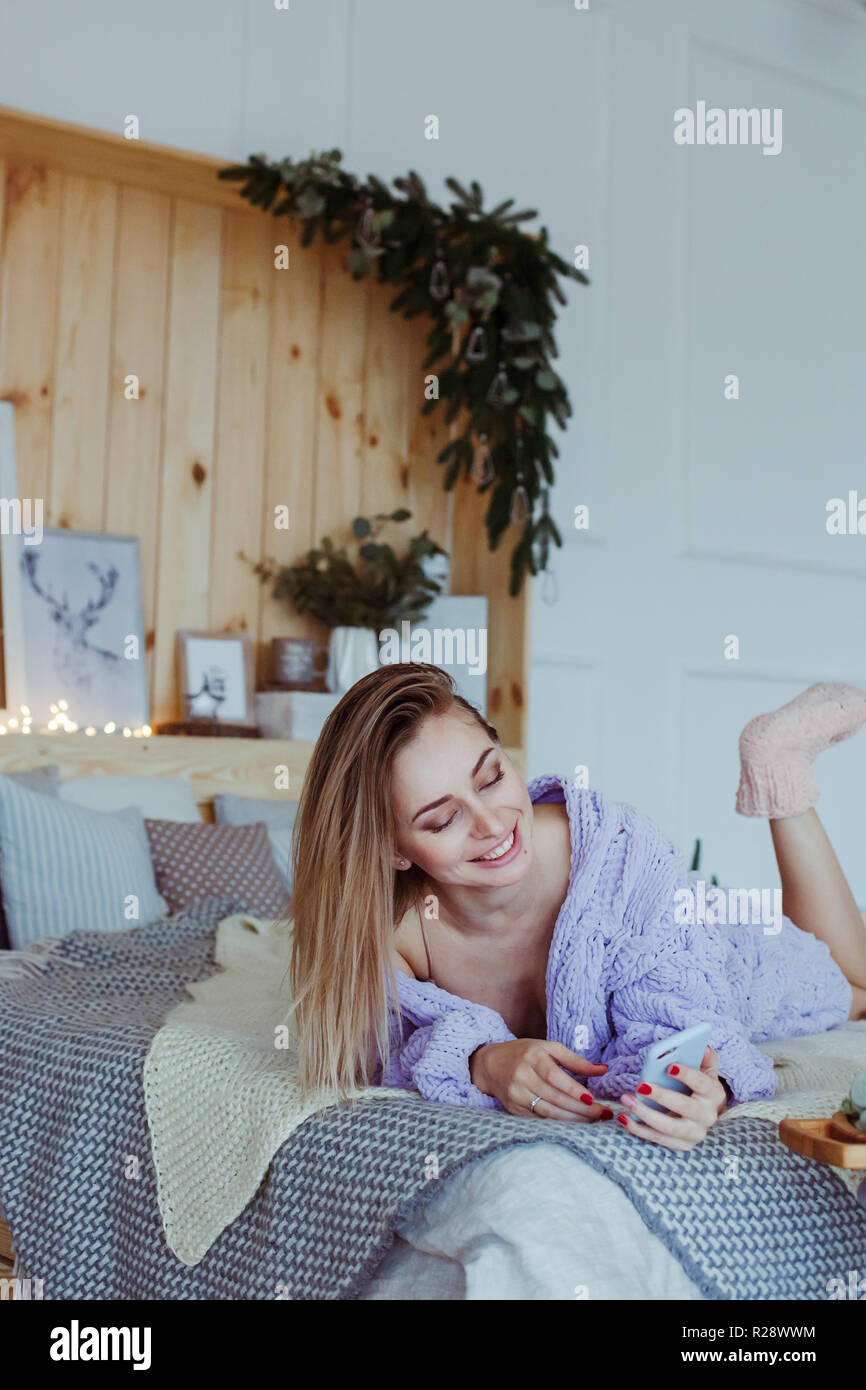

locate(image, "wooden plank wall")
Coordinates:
0 107 529 749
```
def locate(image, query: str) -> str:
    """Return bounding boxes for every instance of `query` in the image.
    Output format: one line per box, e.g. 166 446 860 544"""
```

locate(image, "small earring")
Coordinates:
398 859 409 869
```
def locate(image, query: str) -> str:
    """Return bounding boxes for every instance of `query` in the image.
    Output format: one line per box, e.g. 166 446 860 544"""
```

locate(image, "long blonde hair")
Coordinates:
287 662 499 1100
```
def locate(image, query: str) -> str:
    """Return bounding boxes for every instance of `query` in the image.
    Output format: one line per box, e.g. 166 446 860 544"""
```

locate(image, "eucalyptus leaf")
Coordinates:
348 246 373 275
296 188 327 218
501 321 542 342
221 150 585 596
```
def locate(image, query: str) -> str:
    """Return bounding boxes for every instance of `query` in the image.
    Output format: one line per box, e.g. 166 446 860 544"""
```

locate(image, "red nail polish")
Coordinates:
668 1064 680 1076
617 1113 629 1126
579 1093 593 1105
636 1082 652 1095
600 1108 614 1120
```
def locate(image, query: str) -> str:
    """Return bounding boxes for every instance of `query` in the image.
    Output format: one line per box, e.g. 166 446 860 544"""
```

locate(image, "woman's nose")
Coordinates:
472 807 504 839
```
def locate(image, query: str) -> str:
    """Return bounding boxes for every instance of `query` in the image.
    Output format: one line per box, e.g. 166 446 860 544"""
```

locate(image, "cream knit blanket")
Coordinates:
143 911 412 1266
144 909 866 1266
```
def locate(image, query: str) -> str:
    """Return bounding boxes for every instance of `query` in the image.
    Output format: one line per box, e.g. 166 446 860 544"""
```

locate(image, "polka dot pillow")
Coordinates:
145 818 291 920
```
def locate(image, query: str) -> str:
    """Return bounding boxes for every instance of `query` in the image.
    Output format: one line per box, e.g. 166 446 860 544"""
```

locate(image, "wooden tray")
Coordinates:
779 1111 866 1168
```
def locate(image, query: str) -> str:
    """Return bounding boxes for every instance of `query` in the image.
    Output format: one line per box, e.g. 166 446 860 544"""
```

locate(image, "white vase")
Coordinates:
326 626 380 695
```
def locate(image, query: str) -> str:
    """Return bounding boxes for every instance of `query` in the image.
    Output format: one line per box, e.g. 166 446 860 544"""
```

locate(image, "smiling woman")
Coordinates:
287 662 511 1098
286 664 865 1153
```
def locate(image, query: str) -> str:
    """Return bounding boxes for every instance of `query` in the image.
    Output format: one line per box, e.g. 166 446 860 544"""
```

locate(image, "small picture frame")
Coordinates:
176 630 256 728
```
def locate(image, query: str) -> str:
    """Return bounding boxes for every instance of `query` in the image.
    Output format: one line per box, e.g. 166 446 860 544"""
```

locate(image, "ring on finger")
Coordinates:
530 1094 543 1114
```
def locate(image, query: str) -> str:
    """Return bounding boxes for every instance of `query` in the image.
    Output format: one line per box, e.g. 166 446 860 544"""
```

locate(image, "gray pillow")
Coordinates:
0 774 167 949
7 764 60 795
213 792 298 830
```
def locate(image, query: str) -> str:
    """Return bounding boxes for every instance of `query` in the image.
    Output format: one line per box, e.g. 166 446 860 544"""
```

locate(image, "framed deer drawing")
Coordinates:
18 528 148 730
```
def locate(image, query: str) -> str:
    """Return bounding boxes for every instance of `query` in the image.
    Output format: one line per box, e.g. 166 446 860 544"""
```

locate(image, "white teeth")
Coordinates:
475 829 515 862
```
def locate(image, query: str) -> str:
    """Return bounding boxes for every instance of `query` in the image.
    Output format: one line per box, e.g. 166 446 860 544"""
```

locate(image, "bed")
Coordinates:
0 733 864 1302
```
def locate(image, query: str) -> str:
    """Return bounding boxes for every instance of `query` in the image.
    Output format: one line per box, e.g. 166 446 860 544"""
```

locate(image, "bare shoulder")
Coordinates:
389 901 424 979
532 798 571 854
531 799 573 904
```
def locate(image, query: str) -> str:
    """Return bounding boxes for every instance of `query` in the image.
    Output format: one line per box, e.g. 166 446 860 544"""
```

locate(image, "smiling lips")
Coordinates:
471 820 520 865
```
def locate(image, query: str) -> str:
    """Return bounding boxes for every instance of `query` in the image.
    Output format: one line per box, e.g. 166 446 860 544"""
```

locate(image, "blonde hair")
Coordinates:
287 662 499 1101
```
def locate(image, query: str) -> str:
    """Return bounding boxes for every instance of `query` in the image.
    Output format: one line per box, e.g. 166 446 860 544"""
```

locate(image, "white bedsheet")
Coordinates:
362 1021 866 1301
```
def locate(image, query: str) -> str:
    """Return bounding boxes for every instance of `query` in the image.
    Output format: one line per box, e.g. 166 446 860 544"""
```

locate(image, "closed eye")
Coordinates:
429 767 505 833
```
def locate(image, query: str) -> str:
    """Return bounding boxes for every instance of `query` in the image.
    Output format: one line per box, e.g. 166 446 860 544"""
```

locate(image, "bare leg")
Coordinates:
735 683 866 1019
769 810 866 1016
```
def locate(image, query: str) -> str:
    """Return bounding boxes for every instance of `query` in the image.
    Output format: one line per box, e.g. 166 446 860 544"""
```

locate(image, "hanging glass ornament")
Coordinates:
429 254 450 302
541 566 559 606
486 361 509 407
472 435 494 487
358 198 380 246
465 324 488 363
511 483 530 524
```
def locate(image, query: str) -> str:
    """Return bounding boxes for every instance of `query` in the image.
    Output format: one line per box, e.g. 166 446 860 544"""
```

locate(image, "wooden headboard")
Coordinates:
0 104 531 756
0 731 526 819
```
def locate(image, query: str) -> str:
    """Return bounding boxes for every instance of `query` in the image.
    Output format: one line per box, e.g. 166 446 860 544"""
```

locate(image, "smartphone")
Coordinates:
638 1022 713 1113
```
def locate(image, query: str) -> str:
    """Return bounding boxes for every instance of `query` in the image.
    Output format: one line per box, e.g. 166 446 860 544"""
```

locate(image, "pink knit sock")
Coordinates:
736 682 866 818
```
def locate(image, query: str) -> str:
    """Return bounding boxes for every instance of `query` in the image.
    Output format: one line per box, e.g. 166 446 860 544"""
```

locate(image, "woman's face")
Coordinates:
391 710 533 888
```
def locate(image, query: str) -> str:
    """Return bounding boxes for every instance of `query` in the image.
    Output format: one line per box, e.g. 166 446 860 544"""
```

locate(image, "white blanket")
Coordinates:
144 909 866 1272
143 912 410 1265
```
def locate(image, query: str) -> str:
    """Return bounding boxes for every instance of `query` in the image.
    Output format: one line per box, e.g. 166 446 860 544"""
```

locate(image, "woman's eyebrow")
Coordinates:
411 747 495 821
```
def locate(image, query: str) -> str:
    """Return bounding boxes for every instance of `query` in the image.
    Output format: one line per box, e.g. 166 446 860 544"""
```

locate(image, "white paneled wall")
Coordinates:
2 0 864 894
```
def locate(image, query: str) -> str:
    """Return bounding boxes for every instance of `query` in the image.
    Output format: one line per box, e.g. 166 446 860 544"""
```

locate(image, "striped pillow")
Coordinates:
0 774 168 949
0 768 60 949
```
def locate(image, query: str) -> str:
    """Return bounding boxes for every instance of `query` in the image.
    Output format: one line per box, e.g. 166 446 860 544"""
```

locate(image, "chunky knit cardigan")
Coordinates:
379 774 853 1109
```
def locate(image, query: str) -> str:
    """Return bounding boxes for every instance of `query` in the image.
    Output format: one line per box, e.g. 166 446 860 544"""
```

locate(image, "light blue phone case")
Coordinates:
638 1022 713 1112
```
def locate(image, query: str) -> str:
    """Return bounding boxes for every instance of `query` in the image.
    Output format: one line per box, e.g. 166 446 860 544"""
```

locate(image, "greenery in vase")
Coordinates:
241 510 448 631
218 149 587 595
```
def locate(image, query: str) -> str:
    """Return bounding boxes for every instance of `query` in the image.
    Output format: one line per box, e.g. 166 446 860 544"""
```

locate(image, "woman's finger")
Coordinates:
633 1080 713 1120
519 1094 598 1122
621 1092 705 1142
538 1057 610 1116
521 1072 614 1122
544 1040 608 1074
618 1111 698 1151
700 1045 719 1075
661 1057 718 1098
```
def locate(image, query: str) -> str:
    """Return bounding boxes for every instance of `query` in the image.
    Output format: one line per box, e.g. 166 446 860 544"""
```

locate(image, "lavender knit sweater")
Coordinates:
379 773 853 1109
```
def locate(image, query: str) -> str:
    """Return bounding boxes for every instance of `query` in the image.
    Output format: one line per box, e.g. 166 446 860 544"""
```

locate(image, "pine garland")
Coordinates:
218 150 588 596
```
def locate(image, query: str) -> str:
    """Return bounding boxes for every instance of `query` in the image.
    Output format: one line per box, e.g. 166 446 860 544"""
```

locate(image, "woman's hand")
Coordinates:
617 1045 728 1150
470 1039 613 1122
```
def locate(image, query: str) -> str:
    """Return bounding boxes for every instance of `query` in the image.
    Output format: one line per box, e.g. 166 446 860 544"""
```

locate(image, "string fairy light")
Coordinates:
0 698 154 739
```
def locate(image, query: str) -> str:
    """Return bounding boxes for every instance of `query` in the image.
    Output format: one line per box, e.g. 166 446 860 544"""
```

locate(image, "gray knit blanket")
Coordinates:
0 898 864 1301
